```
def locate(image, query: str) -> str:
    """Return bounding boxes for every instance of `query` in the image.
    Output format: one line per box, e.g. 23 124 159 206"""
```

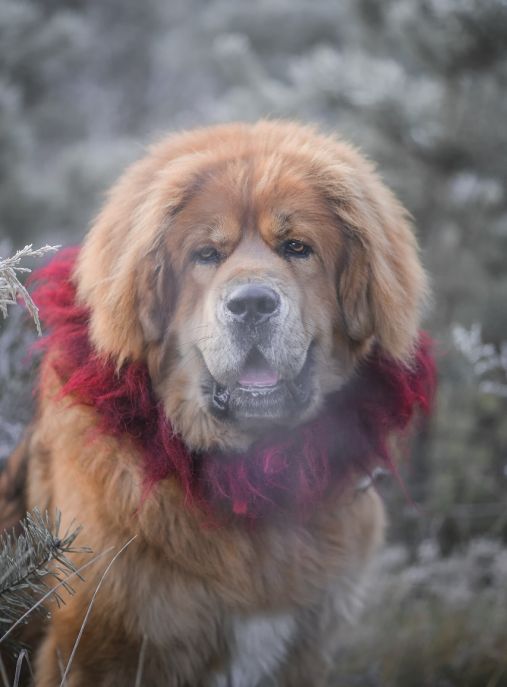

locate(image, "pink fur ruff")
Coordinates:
30 248 436 521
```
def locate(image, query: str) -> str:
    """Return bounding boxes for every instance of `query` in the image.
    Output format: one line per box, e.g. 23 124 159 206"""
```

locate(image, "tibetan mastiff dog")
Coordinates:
1 121 434 686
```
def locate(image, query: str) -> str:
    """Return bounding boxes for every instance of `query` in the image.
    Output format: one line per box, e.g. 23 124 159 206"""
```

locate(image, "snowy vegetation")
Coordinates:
0 0 506 683
0 244 58 333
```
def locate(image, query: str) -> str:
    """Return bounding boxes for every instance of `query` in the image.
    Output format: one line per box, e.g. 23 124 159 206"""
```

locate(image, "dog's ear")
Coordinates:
137 246 176 344
338 231 374 344
330 158 428 362
75 152 183 365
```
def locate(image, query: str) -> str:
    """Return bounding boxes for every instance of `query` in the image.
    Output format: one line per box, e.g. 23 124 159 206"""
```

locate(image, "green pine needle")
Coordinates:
0 509 89 643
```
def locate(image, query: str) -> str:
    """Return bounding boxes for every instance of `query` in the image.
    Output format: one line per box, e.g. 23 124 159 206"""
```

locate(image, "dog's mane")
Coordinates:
30 248 436 523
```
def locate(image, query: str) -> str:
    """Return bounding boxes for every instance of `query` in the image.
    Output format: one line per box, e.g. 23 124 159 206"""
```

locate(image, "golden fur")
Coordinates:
3 121 427 686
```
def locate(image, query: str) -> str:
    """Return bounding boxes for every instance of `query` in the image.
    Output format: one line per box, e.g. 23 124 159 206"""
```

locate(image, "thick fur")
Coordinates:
5 121 429 686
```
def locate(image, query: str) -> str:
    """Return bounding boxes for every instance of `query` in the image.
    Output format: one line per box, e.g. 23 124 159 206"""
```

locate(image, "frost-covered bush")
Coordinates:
453 323 507 399
0 243 58 460
333 539 507 686
0 308 36 461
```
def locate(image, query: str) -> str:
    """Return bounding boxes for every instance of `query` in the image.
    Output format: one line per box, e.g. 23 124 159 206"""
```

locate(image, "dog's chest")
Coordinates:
136 579 297 686
134 563 299 686
211 612 296 687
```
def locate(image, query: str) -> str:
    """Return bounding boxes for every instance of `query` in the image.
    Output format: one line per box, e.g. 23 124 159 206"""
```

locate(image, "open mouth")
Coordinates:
209 345 315 425
237 348 281 390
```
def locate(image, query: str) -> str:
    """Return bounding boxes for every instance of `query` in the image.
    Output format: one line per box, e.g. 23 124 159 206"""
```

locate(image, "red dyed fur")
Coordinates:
31 248 436 521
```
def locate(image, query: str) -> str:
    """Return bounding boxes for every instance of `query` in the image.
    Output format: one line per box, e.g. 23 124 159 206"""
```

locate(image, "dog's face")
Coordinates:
155 164 348 438
77 122 427 451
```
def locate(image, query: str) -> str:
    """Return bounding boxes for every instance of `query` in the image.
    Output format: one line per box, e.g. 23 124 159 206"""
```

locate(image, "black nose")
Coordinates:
226 284 280 325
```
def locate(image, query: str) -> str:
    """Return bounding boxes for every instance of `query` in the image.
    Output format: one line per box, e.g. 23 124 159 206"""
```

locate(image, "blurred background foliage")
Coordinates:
0 0 506 684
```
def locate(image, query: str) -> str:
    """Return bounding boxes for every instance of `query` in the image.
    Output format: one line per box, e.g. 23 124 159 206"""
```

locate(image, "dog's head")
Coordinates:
76 121 427 452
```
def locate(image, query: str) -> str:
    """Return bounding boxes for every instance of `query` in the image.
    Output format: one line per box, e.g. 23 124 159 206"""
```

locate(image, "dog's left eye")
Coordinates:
193 246 221 264
282 239 312 258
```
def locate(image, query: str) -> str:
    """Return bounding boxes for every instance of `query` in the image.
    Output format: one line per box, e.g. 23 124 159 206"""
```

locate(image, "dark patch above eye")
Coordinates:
192 246 222 264
281 239 313 259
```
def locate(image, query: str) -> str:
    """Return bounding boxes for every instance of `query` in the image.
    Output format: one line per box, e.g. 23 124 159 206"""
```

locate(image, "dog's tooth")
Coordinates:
212 383 230 411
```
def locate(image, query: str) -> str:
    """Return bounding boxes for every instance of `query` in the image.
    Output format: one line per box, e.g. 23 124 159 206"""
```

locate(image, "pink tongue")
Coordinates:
239 365 280 388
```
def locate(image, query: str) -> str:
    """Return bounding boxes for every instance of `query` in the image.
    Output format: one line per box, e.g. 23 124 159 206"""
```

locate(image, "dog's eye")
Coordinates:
193 246 221 264
282 239 312 259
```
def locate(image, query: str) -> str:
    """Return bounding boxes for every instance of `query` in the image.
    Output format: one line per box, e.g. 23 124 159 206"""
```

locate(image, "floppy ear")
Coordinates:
333 162 428 363
75 152 183 365
137 246 176 344
338 231 374 344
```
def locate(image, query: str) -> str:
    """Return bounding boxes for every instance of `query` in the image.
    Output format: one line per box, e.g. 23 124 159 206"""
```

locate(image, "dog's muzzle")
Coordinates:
207 344 315 427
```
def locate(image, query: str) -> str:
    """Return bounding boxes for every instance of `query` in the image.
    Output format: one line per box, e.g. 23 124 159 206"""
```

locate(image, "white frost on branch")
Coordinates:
0 244 59 335
452 323 507 398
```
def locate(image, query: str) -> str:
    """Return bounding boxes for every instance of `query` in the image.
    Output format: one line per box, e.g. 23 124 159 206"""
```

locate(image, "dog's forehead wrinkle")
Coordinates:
237 159 256 234
227 235 280 266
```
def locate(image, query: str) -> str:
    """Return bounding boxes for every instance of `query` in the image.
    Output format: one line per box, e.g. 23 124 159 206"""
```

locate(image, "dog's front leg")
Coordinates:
34 629 144 687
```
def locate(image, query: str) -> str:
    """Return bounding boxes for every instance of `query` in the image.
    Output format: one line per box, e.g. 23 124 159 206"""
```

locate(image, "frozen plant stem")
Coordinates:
0 245 60 335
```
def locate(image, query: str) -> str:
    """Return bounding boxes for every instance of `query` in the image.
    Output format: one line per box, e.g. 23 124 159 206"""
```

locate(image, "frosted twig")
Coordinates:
0 245 60 335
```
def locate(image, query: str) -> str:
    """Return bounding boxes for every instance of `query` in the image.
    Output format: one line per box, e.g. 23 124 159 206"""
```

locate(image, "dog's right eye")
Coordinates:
193 246 221 264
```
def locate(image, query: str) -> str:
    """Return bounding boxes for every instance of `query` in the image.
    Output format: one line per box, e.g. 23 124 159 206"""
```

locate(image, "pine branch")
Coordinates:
0 245 60 335
0 508 89 645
